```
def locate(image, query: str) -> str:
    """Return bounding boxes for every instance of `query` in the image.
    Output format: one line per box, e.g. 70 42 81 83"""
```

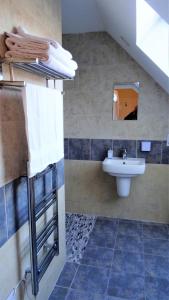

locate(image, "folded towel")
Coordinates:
0 34 7 58
42 56 76 78
5 50 75 78
5 49 49 61
5 33 49 50
16 26 72 59
5 33 78 71
22 84 64 177
49 45 78 71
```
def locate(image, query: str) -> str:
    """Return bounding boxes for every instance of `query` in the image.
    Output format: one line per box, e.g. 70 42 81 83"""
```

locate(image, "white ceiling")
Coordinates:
62 0 169 95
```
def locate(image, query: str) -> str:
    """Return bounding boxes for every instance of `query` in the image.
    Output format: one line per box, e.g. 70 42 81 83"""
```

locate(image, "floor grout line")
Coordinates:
104 219 119 298
49 213 169 299
65 264 80 299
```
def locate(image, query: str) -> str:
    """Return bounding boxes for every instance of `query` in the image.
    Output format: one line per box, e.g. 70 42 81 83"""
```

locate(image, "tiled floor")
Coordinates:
49 216 169 300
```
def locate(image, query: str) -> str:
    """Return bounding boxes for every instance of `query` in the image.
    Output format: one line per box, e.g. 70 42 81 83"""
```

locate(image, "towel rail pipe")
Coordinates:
27 174 39 296
37 223 57 253
35 196 56 221
38 245 58 282
36 216 57 243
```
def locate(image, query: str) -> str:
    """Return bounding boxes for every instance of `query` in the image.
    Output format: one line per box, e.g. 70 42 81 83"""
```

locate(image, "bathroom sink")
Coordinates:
102 157 146 197
102 157 145 177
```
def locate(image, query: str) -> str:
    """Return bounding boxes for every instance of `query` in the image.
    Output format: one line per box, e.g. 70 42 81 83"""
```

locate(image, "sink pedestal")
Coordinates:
116 177 131 197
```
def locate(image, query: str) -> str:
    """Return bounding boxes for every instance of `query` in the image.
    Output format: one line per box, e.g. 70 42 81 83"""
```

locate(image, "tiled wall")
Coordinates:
63 32 169 141
62 32 169 223
0 159 64 248
64 139 169 164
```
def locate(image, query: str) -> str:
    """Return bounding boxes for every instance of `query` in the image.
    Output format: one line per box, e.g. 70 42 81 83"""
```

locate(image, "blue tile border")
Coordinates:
162 141 169 164
137 140 162 164
69 138 91 160
64 138 169 164
57 158 65 189
64 138 69 160
0 158 65 248
113 140 136 158
0 187 8 247
91 139 112 161
5 177 28 238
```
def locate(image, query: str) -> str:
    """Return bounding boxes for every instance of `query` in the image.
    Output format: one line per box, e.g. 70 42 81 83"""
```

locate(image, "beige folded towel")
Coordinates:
5 32 78 71
0 34 7 58
5 33 49 51
16 26 72 59
16 26 60 49
5 49 48 61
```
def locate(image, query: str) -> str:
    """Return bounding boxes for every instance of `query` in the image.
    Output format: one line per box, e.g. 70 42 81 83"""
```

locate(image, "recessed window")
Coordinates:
136 0 169 76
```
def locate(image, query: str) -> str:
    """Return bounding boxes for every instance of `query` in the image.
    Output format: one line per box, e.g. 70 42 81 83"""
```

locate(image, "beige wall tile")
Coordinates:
65 160 169 223
63 33 169 140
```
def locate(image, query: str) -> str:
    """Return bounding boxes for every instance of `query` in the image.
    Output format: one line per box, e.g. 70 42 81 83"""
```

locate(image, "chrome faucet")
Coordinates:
122 148 127 159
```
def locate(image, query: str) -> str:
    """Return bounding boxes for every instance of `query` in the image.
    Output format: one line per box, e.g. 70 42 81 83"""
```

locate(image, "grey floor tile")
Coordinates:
57 263 79 288
80 246 114 267
71 265 109 295
88 218 118 248
49 286 68 300
145 276 169 300
143 223 169 240
144 238 169 256
144 254 169 280
95 217 118 231
67 289 105 300
111 250 144 275
88 229 116 248
106 297 129 300
118 219 142 237
115 234 143 253
108 272 145 300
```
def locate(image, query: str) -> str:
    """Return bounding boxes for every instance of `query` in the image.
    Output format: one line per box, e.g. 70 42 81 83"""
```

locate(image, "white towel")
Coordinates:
22 84 64 178
49 45 78 70
42 56 76 78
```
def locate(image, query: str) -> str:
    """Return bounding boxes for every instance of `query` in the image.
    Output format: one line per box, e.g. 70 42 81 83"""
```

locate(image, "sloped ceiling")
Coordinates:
62 0 169 95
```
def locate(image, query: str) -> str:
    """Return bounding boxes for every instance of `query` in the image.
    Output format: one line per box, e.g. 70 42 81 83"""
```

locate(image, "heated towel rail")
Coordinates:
27 163 59 296
0 60 69 296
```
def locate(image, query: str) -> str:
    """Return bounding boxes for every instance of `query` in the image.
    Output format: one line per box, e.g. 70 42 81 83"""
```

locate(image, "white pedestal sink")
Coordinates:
102 157 146 197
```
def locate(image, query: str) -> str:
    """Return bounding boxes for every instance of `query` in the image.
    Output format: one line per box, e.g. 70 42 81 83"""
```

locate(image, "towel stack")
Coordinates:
0 27 78 78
